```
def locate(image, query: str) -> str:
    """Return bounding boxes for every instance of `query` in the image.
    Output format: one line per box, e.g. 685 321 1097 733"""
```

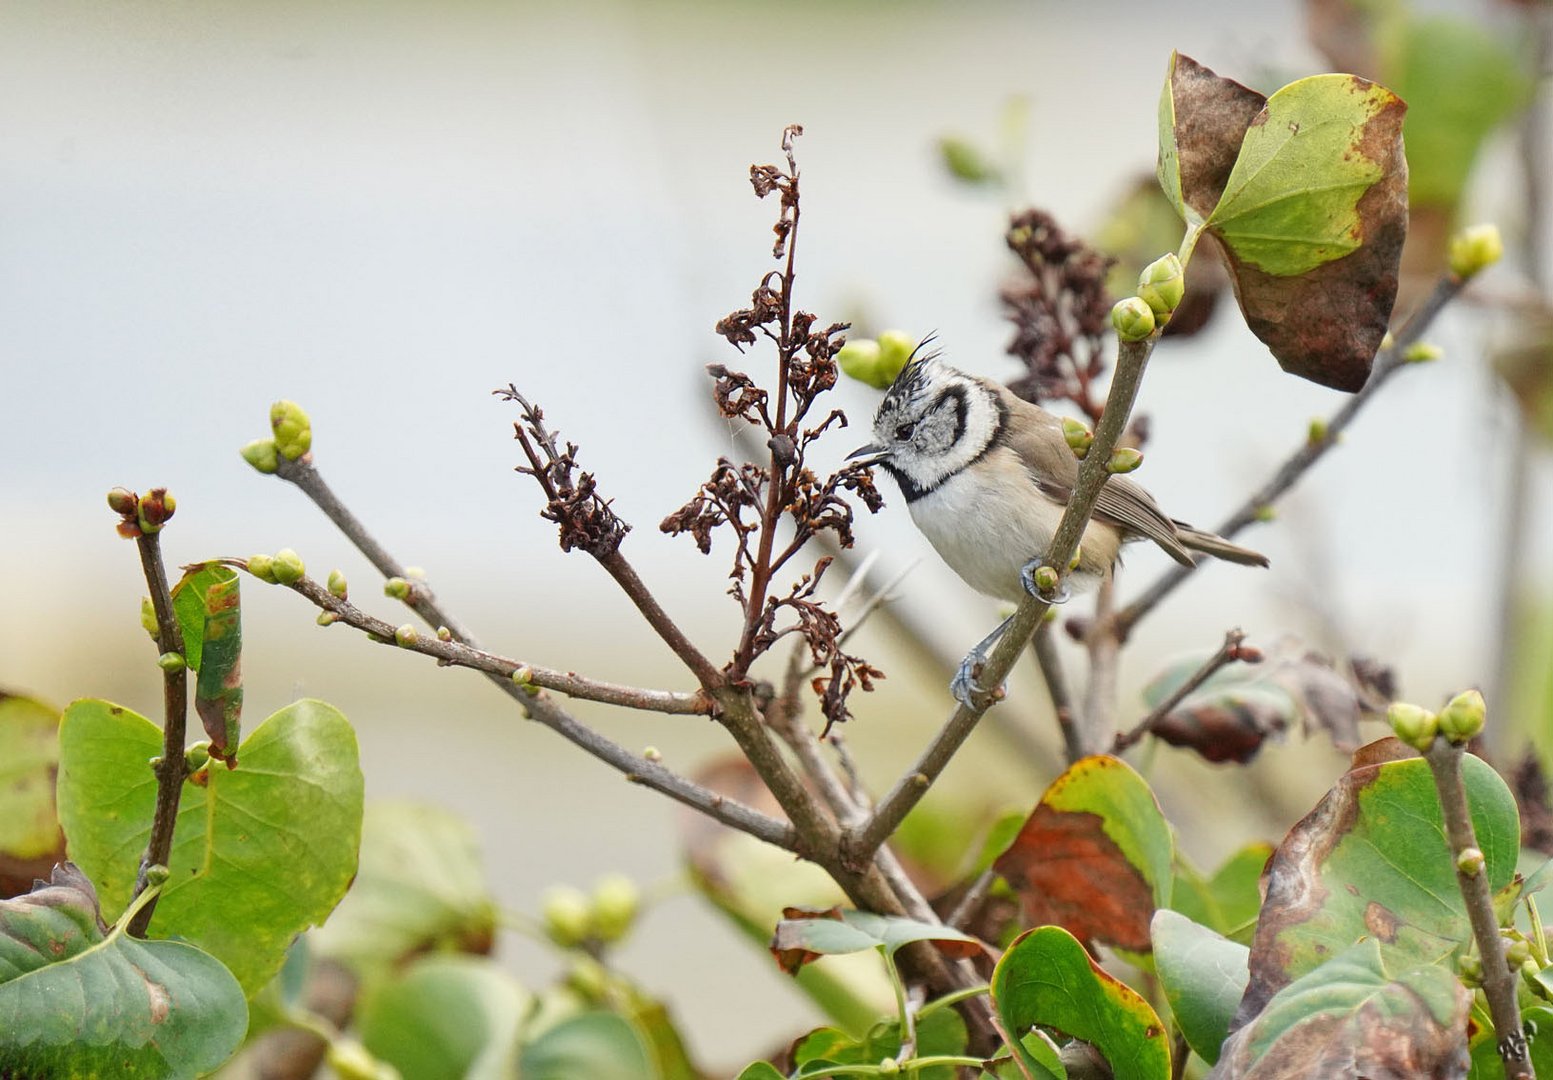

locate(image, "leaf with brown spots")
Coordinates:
1230 751 1517 1035
0 862 247 1076
993 755 1173 956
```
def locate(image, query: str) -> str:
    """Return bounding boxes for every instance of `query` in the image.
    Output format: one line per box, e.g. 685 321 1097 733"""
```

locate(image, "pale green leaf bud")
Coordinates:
145 864 171 887
1458 954 1483 986
1061 417 1093 459
566 956 609 1001
436 626 452 641
269 400 313 461
1403 342 1442 364
1032 565 1061 595
327 569 348 599
1448 223 1504 280
1507 934 1533 967
837 339 887 389
879 1057 901 1075
1307 418 1328 445
107 487 137 515
384 577 412 600
183 742 210 773
1456 847 1485 878
316 611 337 627
136 489 176 534
1107 447 1143 474
1111 296 1156 341
541 885 593 948
1387 701 1438 751
1137 253 1185 319
246 554 278 583
240 438 279 475
394 624 418 647
1254 504 1277 523
643 745 662 762
157 652 186 673
141 597 160 639
938 136 999 186
590 873 641 943
511 665 539 695
271 548 305 585
1438 688 1485 745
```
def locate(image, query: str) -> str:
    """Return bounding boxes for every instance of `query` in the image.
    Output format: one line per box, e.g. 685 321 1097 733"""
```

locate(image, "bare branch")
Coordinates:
1030 620 1083 765
1112 629 1247 753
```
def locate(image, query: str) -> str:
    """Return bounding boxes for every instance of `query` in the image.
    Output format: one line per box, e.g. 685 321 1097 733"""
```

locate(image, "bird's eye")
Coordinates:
895 422 916 441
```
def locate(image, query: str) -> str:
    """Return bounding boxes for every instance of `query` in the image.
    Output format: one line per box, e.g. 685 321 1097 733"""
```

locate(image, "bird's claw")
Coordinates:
1020 560 1071 604
951 649 1004 708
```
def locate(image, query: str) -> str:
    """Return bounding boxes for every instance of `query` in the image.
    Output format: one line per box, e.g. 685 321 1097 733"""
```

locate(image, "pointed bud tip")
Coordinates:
269 400 313 461
1137 253 1185 319
1107 447 1144 474
327 569 348 598
1438 688 1485 744
1111 296 1157 341
240 439 279 475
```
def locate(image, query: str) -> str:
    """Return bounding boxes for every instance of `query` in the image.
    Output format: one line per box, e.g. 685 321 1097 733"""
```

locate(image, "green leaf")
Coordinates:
791 1009 969 1079
520 1010 657 1080
992 925 1170 1080
1383 17 1530 209
1216 940 1469 1076
357 954 527 1080
993 755 1173 956
0 863 247 1079
1151 909 1248 1065
734 1064 786 1080
1171 843 1271 939
310 800 498 988
56 698 363 995
171 563 243 760
771 909 985 974
0 691 66 892
1240 750 1518 1022
1156 52 1267 225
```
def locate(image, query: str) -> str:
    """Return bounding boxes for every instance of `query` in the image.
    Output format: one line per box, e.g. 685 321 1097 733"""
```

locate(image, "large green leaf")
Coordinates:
56 698 363 995
0 691 65 896
993 755 1173 956
1151 909 1249 1066
519 1010 657 1080
1171 842 1272 939
992 925 1170 1080
358 953 527 1080
0 862 247 1078
170 563 243 761
310 800 498 987
1212 940 1469 1077
1238 747 1517 1025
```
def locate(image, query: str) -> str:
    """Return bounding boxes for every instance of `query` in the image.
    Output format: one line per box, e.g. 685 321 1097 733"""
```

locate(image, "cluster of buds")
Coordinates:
1386 689 1486 751
837 330 916 390
241 400 313 474
540 874 642 950
107 486 176 538
247 548 305 586
1111 253 1186 342
1448 223 1504 282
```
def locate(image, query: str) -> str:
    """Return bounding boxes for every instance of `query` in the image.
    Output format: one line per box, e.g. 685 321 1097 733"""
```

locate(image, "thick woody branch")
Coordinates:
129 529 188 937
1423 738 1533 1079
845 331 1160 863
1114 274 1465 637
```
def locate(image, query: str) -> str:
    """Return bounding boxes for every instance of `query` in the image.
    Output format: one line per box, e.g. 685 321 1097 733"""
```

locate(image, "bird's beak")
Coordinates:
847 443 889 466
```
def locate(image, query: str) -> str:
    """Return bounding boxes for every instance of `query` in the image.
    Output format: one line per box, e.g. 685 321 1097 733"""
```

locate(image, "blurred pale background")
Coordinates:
3 0 1551 1067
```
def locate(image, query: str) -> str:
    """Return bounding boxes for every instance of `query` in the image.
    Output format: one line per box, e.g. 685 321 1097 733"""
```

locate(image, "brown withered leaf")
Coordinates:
1159 53 1268 221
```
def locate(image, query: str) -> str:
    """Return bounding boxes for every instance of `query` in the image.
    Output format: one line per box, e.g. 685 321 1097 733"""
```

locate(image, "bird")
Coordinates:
848 349 1267 706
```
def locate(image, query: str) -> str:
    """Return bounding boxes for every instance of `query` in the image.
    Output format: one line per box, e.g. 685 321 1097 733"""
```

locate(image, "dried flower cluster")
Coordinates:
1000 209 1116 424
497 386 631 558
662 125 884 732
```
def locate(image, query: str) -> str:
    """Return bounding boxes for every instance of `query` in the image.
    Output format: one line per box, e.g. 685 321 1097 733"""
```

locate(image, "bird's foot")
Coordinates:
1020 559 1071 604
950 649 992 708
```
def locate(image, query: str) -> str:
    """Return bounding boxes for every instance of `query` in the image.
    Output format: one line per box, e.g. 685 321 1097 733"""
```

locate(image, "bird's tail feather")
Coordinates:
1174 524 1269 567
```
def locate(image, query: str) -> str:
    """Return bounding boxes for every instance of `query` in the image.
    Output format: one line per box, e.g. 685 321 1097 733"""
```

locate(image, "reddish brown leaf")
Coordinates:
1163 54 1268 220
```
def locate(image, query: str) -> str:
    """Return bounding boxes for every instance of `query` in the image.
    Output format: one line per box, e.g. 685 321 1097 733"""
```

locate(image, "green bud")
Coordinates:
541 885 593 948
1061 417 1093 459
437 625 452 641
1307 418 1328 445
144 864 171 887
157 652 186 673
271 548 305 585
643 746 662 763
1438 689 1486 745
240 438 279 475
1522 958 1544 987
1448 223 1504 280
1506 935 1533 967
1111 296 1156 342
394 624 419 647
1456 847 1485 878
1032 565 1060 595
877 330 916 369
590 873 641 943
837 340 887 389
136 488 176 534
327 569 348 599
565 956 610 1001
1068 548 1082 571
938 136 999 186
316 611 338 626
1403 341 1442 364
1107 447 1143 474
384 577 412 600
269 400 313 461
879 1058 901 1076
246 554 278 583
107 487 137 515
183 742 210 773
1387 701 1438 751
1136 253 1185 319
511 666 539 695
140 597 160 639
1253 504 1277 523
1458 954 1483 986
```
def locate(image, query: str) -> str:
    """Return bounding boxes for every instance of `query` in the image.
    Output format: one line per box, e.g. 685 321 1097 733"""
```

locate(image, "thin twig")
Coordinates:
128 529 189 937
1423 737 1533 1079
1112 629 1246 753
845 331 1160 865
1030 620 1083 764
1113 274 1465 637
1080 579 1120 755
945 868 997 931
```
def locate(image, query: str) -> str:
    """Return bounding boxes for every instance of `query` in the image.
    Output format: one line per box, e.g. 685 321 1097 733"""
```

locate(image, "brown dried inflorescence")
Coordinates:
663 125 885 734
496 386 630 559
1001 209 1117 425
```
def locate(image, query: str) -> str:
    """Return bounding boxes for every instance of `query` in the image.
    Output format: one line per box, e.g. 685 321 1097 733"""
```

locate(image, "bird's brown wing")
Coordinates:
994 386 1195 567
